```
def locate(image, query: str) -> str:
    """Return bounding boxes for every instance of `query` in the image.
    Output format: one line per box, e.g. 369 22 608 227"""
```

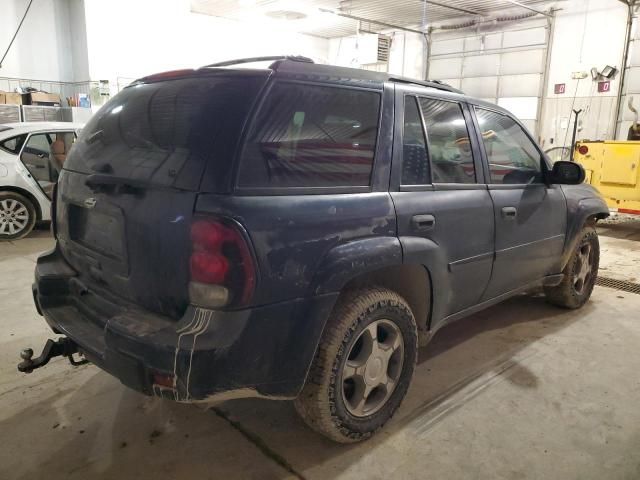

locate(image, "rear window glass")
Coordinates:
419 98 476 184
65 74 266 191
238 83 381 188
0 134 27 154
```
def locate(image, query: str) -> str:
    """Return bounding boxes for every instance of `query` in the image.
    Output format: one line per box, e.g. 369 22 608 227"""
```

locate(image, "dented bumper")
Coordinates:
32 246 337 402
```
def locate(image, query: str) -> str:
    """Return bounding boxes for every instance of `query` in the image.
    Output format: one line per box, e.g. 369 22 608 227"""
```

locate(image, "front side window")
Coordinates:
419 98 475 184
475 108 543 185
0 134 27 154
238 83 381 188
402 96 430 185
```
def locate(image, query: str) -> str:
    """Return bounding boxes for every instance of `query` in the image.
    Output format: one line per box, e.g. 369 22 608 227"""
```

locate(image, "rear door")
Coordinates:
20 130 76 198
56 72 267 319
391 85 495 326
472 106 567 300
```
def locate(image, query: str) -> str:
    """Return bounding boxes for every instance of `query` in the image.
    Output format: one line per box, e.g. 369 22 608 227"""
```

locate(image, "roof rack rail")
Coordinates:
388 76 462 94
201 55 314 69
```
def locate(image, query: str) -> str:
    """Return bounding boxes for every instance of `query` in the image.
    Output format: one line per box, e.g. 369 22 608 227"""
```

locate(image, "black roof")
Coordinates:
201 55 462 94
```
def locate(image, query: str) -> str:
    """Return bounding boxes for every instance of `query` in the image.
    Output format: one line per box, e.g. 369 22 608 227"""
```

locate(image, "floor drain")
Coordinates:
596 276 640 295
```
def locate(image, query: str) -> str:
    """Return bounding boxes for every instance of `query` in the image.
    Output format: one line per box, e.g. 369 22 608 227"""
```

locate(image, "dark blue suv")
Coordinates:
21 56 609 443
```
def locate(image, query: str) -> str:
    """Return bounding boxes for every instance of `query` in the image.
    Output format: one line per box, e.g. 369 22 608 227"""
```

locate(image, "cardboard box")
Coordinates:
4 92 22 105
27 92 61 106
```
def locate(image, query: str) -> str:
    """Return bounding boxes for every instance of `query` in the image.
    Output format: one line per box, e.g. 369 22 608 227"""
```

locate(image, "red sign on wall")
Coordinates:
598 81 611 93
554 83 566 94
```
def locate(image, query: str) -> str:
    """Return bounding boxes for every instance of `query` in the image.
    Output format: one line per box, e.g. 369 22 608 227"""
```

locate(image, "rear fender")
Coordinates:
311 236 402 295
400 236 450 331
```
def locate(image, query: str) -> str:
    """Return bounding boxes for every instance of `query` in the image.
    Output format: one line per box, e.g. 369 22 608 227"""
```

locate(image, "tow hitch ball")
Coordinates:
18 338 88 373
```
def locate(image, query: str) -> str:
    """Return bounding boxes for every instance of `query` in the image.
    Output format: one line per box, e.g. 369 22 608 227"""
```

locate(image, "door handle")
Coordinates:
501 206 517 219
411 214 436 231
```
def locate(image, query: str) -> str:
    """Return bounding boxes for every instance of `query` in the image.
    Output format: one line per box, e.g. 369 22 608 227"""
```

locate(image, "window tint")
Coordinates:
66 75 266 192
238 83 380 188
402 96 429 185
419 98 475 184
475 108 543 184
0 134 27 154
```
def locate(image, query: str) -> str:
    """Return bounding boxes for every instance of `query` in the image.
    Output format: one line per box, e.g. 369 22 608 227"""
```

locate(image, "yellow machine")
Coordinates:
571 97 640 215
574 140 640 215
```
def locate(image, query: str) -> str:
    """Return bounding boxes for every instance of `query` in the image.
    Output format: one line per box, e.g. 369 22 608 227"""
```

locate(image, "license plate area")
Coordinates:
68 204 126 261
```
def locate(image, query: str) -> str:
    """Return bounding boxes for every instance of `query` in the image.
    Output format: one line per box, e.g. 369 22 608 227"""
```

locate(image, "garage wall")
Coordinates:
329 32 426 80
82 0 329 93
0 0 77 81
540 0 628 149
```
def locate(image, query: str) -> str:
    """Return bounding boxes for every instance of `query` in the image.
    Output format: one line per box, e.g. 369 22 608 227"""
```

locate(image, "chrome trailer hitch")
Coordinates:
17 337 88 373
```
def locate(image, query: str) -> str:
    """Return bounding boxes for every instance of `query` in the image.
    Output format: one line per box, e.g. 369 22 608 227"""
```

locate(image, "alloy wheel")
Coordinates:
341 319 404 417
573 243 594 295
0 199 30 237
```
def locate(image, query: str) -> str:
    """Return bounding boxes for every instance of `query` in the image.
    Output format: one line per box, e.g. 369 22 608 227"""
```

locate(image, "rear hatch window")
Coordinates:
66 72 268 192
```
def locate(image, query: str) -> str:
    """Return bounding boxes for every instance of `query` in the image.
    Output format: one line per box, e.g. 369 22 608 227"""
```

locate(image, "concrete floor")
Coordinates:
1 221 640 480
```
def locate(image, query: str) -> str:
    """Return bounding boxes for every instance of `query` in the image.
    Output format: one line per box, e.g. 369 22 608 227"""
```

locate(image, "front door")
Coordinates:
472 106 567 300
391 87 495 327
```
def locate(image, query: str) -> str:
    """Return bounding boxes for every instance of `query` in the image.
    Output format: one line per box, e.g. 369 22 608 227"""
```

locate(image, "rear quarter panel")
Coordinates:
194 192 399 305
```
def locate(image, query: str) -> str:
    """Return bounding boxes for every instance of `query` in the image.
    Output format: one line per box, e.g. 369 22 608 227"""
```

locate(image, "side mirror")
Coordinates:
549 160 585 185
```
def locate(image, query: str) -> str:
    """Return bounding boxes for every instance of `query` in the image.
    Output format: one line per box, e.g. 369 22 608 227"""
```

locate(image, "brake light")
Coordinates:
188 218 256 308
577 144 589 155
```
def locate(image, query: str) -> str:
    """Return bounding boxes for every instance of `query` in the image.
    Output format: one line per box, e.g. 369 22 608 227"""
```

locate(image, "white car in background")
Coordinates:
0 122 84 240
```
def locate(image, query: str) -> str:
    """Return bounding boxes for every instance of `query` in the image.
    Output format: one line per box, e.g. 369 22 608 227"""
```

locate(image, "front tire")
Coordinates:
545 226 599 309
294 287 418 443
0 191 36 240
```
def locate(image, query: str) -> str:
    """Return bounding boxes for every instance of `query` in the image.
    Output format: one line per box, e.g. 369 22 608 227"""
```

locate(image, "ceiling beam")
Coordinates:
418 0 482 16
501 0 553 17
319 8 428 35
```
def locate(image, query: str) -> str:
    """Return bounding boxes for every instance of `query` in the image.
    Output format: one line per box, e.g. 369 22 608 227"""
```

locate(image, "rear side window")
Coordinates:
65 74 266 191
402 96 430 185
0 134 27 154
419 98 476 184
238 83 381 188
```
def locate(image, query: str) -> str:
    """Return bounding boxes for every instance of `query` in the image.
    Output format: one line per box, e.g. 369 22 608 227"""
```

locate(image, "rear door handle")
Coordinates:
501 206 517 219
411 214 436 231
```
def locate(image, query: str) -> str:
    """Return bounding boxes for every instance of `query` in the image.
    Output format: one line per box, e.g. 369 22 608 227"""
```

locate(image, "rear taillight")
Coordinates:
188 218 256 309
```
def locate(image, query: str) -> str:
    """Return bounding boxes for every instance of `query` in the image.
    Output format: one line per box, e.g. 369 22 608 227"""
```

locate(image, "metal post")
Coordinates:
537 12 556 142
613 3 635 139
570 109 583 161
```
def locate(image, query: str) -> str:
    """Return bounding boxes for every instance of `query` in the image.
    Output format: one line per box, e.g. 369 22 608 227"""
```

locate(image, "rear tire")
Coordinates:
0 191 36 240
544 226 599 309
294 287 418 443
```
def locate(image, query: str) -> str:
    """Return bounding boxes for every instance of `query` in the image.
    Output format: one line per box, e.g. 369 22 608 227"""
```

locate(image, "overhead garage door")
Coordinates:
427 19 550 136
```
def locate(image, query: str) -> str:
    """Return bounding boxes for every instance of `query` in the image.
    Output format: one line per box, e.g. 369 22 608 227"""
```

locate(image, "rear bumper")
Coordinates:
33 246 337 403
